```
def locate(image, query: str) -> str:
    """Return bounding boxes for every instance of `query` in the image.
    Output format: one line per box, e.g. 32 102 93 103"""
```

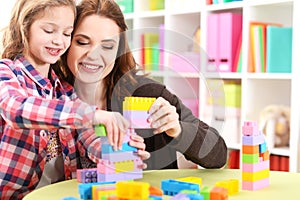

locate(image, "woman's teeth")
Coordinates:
83 64 102 70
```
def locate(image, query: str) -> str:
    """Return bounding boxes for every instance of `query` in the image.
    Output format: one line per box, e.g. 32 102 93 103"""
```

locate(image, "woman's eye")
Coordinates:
64 33 71 37
76 40 88 45
102 45 114 50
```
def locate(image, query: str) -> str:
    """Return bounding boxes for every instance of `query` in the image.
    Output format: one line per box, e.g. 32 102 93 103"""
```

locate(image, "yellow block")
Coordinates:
116 181 150 200
242 169 270 182
115 160 134 173
123 97 156 111
215 179 239 196
176 176 202 189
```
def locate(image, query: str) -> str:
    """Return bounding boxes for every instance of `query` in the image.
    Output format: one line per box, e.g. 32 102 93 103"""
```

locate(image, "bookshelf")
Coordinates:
122 0 300 172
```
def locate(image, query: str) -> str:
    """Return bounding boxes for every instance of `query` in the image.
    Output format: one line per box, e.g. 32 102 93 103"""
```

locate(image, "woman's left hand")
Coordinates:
148 97 182 138
128 134 150 169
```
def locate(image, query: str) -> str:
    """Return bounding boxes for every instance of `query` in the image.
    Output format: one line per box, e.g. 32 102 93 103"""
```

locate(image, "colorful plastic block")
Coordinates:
116 181 150 199
161 179 200 196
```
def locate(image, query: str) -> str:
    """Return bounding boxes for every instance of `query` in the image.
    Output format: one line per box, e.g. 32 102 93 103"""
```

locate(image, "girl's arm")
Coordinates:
0 61 95 130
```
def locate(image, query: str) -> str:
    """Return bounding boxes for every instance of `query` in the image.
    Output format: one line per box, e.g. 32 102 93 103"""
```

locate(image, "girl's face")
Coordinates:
26 6 74 69
67 15 120 84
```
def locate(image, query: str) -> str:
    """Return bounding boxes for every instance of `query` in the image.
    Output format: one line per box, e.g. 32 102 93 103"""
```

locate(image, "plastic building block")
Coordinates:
175 176 202 189
161 179 200 196
116 181 150 199
242 178 270 190
242 121 259 136
123 97 156 111
77 168 98 183
215 179 239 196
210 186 228 200
95 124 107 136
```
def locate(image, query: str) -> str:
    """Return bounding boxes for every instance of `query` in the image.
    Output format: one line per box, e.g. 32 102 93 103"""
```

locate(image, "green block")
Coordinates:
242 153 259 164
200 186 212 200
95 124 107 136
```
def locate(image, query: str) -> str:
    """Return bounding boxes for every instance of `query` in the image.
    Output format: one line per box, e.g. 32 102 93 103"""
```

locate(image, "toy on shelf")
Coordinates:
259 104 290 148
242 121 270 190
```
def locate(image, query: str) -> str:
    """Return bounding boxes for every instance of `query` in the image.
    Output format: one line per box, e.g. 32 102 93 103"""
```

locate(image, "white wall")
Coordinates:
0 1 16 30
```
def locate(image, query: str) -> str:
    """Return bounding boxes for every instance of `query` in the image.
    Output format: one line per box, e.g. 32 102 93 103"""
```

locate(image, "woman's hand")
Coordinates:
93 109 129 150
128 134 150 169
148 97 182 138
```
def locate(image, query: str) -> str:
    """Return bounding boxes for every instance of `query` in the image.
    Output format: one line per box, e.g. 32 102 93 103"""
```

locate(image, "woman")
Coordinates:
56 0 227 170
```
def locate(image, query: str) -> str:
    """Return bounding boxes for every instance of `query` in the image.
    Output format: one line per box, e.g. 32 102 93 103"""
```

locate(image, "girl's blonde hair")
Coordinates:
1 0 76 60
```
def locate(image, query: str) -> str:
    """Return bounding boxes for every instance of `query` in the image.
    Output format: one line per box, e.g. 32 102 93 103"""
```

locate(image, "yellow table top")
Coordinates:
23 169 300 200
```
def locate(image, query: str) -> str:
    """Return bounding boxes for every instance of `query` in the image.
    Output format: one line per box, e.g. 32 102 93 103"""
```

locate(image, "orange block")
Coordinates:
211 186 228 200
242 145 259 154
260 151 270 161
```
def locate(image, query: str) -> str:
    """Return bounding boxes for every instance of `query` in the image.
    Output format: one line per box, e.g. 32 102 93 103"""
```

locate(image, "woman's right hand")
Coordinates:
93 109 129 151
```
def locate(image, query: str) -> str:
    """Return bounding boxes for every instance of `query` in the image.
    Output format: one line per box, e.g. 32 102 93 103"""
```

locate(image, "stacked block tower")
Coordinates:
78 97 156 184
123 96 156 129
242 121 270 190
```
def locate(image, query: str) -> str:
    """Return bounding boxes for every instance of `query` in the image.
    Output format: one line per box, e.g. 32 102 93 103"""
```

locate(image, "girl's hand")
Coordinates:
93 110 129 150
148 97 182 138
128 134 150 169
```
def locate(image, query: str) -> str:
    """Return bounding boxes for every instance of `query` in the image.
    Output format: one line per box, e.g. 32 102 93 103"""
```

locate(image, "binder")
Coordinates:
218 13 242 72
206 13 219 71
266 26 292 73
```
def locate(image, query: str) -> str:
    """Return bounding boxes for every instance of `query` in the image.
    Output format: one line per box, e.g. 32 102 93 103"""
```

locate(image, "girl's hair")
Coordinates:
1 0 76 60
57 0 139 100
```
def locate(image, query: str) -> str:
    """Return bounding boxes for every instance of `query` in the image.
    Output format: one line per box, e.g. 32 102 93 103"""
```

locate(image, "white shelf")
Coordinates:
125 0 300 172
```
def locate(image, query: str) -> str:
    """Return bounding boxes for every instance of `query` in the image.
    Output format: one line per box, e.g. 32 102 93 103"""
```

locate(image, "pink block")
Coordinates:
123 110 150 129
242 178 269 190
242 121 259 136
242 160 270 172
97 160 115 174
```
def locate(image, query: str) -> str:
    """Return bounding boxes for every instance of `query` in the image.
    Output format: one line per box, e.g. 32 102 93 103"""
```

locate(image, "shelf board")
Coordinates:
247 0 293 7
270 147 290 156
246 73 292 80
201 72 243 79
206 1 243 11
135 10 165 18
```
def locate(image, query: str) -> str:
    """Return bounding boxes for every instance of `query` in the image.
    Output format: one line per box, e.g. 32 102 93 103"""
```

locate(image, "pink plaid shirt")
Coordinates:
0 55 102 199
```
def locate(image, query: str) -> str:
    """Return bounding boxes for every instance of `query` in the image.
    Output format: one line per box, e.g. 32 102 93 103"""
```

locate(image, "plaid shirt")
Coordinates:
0 55 102 199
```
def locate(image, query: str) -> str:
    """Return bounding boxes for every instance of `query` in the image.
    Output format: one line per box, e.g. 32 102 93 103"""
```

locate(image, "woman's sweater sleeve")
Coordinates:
160 87 228 168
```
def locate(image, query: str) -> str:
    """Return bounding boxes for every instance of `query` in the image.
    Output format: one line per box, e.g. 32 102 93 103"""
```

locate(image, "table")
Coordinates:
23 169 300 200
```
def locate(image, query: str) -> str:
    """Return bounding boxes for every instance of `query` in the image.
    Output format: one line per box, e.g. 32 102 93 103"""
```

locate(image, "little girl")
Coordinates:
0 0 142 199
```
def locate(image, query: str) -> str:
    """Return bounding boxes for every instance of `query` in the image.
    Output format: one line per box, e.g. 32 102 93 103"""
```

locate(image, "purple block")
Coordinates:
123 110 151 129
102 151 139 162
242 134 265 145
170 193 190 200
97 169 143 182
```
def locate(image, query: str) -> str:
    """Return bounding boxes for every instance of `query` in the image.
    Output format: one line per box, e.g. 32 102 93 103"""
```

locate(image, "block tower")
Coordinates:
242 121 270 190
123 96 156 129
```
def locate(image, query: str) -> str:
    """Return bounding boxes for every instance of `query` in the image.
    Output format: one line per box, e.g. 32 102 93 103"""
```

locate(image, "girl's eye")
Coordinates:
64 33 72 37
44 29 53 34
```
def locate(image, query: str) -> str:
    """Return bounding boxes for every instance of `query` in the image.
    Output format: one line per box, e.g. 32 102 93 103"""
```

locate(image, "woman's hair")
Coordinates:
1 0 76 60
57 0 139 100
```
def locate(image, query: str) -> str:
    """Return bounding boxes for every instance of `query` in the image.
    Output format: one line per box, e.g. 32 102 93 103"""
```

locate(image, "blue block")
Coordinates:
161 180 200 196
101 142 137 153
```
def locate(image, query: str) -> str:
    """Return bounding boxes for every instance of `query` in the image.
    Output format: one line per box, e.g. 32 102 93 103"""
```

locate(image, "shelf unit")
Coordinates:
123 0 300 172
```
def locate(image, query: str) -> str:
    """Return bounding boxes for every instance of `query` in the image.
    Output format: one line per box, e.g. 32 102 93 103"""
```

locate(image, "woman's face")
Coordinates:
67 14 120 83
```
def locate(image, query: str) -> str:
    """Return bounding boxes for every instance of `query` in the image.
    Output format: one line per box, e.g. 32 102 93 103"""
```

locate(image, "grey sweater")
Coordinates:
108 75 228 170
